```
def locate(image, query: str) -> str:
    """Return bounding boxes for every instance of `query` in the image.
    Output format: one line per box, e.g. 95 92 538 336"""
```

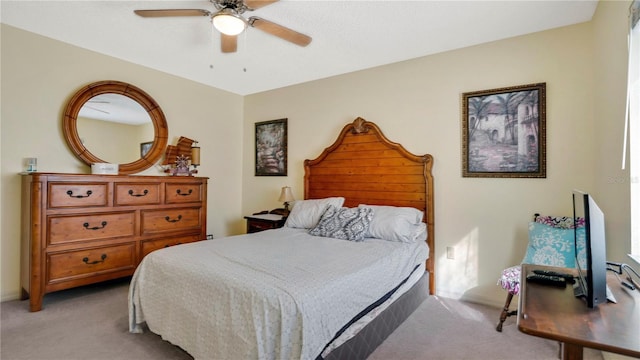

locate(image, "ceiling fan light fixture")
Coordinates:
213 9 247 36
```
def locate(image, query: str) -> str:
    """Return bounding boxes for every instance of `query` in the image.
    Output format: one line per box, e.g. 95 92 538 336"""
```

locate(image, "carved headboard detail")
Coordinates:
304 117 435 294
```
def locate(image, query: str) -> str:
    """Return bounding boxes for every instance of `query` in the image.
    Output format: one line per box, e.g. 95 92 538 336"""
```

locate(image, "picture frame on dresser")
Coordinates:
461 82 546 178
255 118 287 176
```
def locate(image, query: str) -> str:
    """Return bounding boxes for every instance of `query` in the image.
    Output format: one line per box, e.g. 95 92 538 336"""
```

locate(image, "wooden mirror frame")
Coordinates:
62 80 168 175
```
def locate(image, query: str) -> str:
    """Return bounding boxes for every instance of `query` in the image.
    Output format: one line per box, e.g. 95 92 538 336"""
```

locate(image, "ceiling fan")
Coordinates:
134 0 312 53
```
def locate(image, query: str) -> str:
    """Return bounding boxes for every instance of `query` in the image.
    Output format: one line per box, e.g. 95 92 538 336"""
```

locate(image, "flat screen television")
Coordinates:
572 190 608 308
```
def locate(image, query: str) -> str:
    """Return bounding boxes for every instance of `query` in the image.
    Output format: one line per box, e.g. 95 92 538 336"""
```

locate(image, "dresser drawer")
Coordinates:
48 182 108 208
165 182 203 204
114 182 161 206
47 243 136 283
140 235 202 258
141 207 202 235
48 212 136 245
23 174 208 312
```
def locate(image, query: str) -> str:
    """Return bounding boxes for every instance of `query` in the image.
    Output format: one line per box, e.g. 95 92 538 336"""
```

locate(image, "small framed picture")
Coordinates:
462 83 546 178
255 119 287 176
140 141 153 157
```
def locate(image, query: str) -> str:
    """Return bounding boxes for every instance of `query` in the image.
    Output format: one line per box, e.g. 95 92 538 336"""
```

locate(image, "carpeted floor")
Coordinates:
1 278 604 360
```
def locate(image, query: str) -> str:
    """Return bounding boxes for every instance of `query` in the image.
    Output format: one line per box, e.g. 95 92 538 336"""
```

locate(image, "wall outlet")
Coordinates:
446 246 455 259
206 234 214 240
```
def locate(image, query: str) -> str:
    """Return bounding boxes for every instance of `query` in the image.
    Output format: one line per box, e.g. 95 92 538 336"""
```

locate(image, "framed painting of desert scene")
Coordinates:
255 118 287 176
462 83 546 178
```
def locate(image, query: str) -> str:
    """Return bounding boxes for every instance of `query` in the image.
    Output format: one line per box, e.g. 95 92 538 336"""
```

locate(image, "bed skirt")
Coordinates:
323 271 429 360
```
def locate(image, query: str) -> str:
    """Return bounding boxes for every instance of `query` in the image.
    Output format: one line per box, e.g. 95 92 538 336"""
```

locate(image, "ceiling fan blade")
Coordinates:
248 17 311 47
85 106 110 114
244 0 279 10
134 9 211 17
221 34 238 53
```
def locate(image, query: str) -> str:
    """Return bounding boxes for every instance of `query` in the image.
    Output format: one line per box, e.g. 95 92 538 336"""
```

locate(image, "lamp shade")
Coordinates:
191 146 200 166
212 9 246 36
278 186 295 203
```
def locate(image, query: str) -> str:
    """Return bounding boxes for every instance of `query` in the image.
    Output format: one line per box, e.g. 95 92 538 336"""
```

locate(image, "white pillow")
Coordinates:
410 222 428 243
358 204 425 242
285 197 345 229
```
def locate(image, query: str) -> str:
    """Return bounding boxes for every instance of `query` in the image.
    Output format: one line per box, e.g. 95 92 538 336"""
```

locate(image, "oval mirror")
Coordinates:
62 81 168 175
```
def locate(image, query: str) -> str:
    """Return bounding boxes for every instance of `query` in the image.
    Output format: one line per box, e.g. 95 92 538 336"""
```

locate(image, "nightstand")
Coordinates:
244 213 286 233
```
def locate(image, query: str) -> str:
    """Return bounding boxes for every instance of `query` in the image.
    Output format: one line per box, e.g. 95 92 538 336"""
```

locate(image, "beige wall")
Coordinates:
0 25 244 301
1 0 630 307
243 1 629 304
592 1 632 267
77 118 153 164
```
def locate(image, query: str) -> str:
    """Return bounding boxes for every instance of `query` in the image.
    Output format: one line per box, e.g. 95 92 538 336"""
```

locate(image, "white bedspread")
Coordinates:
129 227 428 360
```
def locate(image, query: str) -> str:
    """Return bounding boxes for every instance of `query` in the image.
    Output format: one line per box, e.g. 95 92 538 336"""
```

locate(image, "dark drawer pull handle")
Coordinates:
176 189 193 196
164 242 183 248
67 190 92 198
83 221 107 230
82 254 107 265
165 215 183 223
128 189 149 197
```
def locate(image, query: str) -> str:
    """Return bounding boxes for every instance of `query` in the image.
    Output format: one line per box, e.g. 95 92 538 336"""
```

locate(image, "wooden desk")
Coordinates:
518 264 640 360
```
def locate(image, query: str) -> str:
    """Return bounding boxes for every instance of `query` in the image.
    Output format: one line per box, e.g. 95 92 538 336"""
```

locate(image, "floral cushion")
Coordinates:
500 216 586 294
498 265 522 295
574 227 587 269
522 220 586 268
534 215 585 229
309 206 373 242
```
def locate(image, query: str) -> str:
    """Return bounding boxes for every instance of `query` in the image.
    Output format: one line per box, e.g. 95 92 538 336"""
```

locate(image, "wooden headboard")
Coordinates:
304 117 435 295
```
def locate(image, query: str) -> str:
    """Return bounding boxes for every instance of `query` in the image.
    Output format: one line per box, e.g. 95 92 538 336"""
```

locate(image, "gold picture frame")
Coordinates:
255 119 287 176
462 83 546 178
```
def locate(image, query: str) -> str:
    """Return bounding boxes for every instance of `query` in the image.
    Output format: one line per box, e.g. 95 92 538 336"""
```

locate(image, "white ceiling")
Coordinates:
78 93 151 125
1 0 598 96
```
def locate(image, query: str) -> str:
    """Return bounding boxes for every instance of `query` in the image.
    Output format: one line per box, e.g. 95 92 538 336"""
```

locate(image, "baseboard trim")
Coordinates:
1 291 21 303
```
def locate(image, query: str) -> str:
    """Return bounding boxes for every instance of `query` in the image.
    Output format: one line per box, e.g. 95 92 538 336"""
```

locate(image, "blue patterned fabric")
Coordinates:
575 227 587 269
523 221 586 268
309 206 374 242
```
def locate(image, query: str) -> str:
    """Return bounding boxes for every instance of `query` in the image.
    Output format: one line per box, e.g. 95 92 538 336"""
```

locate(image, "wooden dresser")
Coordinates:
21 173 208 311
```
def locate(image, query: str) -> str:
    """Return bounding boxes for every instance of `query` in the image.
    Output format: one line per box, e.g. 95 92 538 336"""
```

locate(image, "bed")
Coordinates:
129 117 435 360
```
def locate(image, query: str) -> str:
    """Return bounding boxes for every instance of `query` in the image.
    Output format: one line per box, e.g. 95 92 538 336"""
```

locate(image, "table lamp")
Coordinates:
278 186 295 213
191 141 200 168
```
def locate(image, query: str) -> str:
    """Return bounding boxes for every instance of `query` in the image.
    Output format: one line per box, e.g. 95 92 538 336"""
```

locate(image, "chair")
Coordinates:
496 214 584 332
